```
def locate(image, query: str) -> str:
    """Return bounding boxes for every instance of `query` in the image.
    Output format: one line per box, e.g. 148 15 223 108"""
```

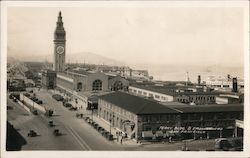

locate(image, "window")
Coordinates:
143 92 147 96
113 81 123 91
92 80 102 91
155 95 160 99
77 82 82 91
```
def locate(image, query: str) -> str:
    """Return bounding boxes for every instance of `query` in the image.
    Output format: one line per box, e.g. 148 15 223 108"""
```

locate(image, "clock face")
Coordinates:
57 46 64 54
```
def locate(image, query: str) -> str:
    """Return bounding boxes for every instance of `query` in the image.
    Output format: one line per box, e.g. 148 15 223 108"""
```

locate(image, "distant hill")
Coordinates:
66 52 125 66
8 52 125 66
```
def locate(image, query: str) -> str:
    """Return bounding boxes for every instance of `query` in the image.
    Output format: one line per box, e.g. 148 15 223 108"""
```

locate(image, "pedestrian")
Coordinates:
120 137 123 144
169 136 172 143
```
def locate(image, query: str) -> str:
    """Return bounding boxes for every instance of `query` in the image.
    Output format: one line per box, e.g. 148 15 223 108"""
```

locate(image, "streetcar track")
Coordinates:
65 125 91 150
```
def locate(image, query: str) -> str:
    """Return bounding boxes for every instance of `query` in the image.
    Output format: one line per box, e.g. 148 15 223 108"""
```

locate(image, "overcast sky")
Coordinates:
7 7 245 67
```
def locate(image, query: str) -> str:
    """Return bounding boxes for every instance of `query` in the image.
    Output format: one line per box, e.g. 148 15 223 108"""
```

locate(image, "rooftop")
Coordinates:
130 84 225 96
99 91 243 115
99 91 179 115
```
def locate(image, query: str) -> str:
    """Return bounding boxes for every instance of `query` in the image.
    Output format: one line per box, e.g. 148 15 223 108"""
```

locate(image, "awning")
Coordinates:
156 131 163 137
142 131 153 138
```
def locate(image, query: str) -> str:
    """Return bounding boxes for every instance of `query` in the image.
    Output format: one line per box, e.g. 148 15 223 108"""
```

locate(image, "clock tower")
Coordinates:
53 11 66 72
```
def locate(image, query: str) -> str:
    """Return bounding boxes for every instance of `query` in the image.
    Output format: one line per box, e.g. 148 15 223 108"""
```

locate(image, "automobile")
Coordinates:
69 107 77 111
48 120 54 127
13 98 18 102
76 113 84 118
9 93 20 100
215 137 243 151
30 97 38 102
23 93 31 97
32 110 38 115
7 106 14 110
45 109 53 117
27 130 37 137
35 100 43 104
9 95 14 99
52 94 64 101
93 123 99 129
53 129 61 136
64 102 72 108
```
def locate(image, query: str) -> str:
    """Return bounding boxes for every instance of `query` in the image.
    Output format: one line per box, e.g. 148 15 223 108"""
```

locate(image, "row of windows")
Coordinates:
100 100 135 119
130 88 167 101
181 113 242 121
142 115 178 122
189 96 215 101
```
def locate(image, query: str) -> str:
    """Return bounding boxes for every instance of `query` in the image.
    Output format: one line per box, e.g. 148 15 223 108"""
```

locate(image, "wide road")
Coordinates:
7 90 131 150
7 98 84 150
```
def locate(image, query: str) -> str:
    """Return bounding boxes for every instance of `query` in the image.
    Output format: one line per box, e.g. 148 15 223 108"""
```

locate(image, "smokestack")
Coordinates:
198 75 201 86
232 77 238 92
129 69 132 77
227 74 231 81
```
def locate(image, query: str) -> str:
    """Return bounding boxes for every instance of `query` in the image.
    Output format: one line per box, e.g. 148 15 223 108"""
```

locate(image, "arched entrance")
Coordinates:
92 80 102 91
113 81 123 91
77 82 82 91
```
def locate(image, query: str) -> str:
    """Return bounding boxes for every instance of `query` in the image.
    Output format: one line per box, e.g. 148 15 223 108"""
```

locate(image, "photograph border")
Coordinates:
1 1 249 158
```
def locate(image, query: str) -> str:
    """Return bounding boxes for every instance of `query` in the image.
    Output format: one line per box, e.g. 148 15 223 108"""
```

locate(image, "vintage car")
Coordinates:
215 137 243 151
76 113 84 118
48 120 54 127
27 130 37 137
53 129 61 136
69 107 77 111
32 110 38 115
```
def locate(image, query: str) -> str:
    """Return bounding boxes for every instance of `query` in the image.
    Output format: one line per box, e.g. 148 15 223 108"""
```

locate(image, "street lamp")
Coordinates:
109 112 115 135
91 105 94 121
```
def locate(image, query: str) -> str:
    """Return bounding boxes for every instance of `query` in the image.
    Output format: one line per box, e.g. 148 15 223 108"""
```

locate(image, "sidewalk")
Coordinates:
91 114 139 146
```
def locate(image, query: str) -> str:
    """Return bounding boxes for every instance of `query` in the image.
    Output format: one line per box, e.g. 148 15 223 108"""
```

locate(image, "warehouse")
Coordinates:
98 91 243 141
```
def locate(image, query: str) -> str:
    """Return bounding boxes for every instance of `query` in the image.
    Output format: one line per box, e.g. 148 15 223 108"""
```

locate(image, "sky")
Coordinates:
7 6 245 69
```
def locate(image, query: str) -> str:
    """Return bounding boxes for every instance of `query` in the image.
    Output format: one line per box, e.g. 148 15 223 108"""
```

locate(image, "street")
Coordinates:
7 88 216 151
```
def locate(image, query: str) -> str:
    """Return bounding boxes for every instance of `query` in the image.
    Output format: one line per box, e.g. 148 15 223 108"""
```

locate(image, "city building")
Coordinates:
46 12 129 109
98 91 243 141
41 69 57 89
128 84 222 105
205 75 244 92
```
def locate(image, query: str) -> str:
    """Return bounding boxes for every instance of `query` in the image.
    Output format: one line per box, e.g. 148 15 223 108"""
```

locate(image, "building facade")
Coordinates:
128 85 220 105
98 92 243 141
41 69 57 89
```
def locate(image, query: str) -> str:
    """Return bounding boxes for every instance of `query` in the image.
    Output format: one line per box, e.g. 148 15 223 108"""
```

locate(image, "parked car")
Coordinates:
30 97 38 102
32 110 38 115
27 130 37 137
48 120 54 127
52 94 64 101
64 102 72 108
9 93 20 100
35 100 43 104
69 106 77 111
215 137 243 151
45 109 53 117
23 93 31 97
53 129 61 136
7 106 14 110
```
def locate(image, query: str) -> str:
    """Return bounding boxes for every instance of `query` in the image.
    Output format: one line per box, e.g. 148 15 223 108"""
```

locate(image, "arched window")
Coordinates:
92 80 102 91
77 82 82 91
113 81 123 91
